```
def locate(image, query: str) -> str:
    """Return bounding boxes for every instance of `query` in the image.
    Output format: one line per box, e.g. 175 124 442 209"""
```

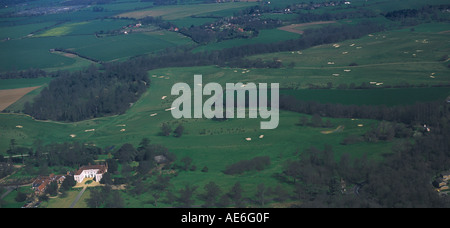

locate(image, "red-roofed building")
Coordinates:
32 174 66 195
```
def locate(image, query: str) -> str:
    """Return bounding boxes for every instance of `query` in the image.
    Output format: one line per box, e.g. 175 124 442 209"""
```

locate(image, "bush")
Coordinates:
15 191 27 202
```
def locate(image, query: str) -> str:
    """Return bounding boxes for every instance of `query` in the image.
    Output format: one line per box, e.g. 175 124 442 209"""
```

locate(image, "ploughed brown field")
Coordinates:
0 86 41 111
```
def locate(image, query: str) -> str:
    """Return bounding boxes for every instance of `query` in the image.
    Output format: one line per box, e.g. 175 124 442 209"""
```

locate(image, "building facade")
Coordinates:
74 164 107 183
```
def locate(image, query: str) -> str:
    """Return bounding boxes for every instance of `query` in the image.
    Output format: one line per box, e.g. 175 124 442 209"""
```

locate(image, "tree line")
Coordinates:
384 4 450 25
280 95 448 126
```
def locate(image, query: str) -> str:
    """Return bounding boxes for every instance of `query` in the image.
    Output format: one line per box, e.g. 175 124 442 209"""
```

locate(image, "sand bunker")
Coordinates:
321 125 344 134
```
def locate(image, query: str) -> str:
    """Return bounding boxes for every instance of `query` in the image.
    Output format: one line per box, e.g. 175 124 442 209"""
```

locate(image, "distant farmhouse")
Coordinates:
74 164 108 183
433 171 450 192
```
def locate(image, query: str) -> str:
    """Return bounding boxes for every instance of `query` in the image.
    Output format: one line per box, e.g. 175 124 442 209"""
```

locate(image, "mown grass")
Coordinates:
0 66 396 207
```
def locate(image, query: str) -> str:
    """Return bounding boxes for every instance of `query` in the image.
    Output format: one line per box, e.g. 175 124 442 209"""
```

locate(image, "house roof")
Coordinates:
154 155 167 164
75 165 107 175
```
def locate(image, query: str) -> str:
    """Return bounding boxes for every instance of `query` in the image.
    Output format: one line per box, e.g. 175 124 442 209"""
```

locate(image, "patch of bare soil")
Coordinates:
0 86 41 111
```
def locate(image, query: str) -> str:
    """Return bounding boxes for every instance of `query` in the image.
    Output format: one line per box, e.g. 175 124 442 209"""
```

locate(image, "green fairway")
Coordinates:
0 69 390 207
0 66 392 176
246 26 450 87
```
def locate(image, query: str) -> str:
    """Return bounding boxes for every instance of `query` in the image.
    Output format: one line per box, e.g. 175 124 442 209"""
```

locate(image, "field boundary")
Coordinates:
0 86 41 112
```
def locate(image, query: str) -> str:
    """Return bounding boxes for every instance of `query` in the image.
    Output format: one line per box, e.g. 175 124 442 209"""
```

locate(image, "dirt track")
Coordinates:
0 86 41 111
278 21 337 34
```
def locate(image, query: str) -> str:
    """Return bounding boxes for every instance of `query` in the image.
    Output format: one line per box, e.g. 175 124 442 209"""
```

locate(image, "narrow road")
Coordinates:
69 186 87 208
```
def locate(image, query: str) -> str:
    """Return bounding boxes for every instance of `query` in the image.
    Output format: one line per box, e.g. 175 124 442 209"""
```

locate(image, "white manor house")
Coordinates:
74 164 108 183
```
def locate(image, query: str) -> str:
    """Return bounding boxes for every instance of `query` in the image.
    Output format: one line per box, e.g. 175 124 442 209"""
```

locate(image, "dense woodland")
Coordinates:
23 64 149 121
280 96 447 126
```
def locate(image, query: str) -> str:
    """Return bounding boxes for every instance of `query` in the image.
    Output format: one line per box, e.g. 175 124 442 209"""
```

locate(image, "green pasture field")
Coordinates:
168 17 218 28
353 0 450 13
116 2 258 20
0 29 194 71
0 21 56 40
35 19 133 37
99 0 154 12
0 77 52 90
0 36 76 71
73 30 194 62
